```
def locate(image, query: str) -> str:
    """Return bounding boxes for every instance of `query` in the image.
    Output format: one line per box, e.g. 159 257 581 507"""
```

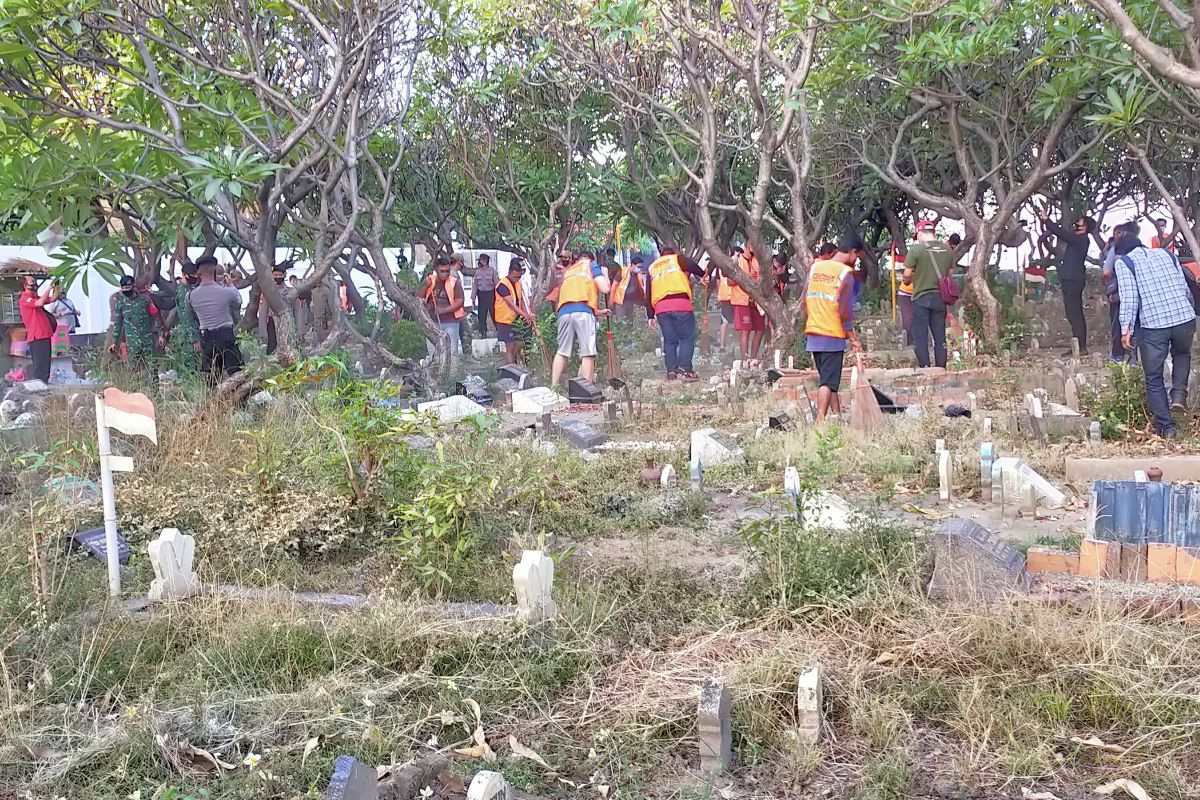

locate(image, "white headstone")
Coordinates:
798 491 854 529
982 417 993 435
511 387 568 415
660 463 677 487
784 465 801 501
1134 470 1148 483
467 770 512 800
513 550 557 623
417 394 487 423
967 392 977 412
1088 421 1101 445
689 459 704 492
787 355 794 369
938 450 952 502
774 349 782 370
935 439 945 453
796 663 823 745
690 428 745 468
1064 377 1080 412
147 528 201 602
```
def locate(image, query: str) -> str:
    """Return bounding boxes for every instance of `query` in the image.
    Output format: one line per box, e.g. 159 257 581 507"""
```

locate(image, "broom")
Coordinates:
850 351 886 433
605 312 622 384
532 322 553 374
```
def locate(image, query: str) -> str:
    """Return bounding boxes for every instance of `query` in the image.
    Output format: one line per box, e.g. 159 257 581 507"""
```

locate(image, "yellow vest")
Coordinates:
717 275 732 302
729 253 758 306
556 259 598 313
494 276 522 325
648 254 692 306
423 275 464 319
804 259 853 339
611 267 642 306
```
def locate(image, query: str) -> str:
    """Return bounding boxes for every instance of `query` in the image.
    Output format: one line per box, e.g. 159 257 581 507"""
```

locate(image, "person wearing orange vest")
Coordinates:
805 234 864 422
549 248 611 388
643 244 706 381
715 262 735 350
610 254 646 319
423 255 466 360
894 249 913 346
729 247 766 364
495 259 535 365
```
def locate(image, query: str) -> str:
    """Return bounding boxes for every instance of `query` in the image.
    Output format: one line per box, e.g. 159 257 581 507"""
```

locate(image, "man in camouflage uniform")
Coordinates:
165 262 202 374
107 275 165 386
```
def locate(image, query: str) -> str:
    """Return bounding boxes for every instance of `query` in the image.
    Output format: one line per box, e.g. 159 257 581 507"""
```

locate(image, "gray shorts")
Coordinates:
556 311 597 357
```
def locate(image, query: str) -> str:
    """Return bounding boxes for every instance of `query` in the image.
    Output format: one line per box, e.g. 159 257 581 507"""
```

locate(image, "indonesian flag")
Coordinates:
101 388 157 445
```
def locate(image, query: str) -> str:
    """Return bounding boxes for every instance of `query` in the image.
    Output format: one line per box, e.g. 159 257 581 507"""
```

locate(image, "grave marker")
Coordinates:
417 394 487 423
938 450 952 502
556 419 610 450
660 463 677 486
980 442 994 503
1064 377 1079 412
513 550 557 623
1088 421 1101 445
690 428 745 468
690 458 704 491
1071 337 1080 359
982 417 993 435
147 528 201 602
604 401 618 424
512 387 569 415
796 664 823 745
698 677 732 772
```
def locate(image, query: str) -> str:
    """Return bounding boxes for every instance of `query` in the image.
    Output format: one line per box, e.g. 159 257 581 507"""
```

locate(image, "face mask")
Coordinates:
122 288 135 296
274 277 285 285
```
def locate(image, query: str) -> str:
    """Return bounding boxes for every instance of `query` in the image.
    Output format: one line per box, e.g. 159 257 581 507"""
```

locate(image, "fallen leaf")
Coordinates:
302 736 320 766
1072 735 1125 754
873 651 897 665
453 726 496 762
463 698 482 725
181 742 235 772
508 735 555 772
1022 789 1063 800
361 724 378 743
596 785 610 798
901 502 951 519
1095 779 1152 800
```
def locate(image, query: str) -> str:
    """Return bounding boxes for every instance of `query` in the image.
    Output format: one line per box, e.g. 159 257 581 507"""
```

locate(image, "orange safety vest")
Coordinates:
494 276 524 325
556 258 598 313
647 254 692 306
611 266 643 306
729 253 759 307
717 275 732 302
804 259 853 339
423 275 465 319
1184 261 1200 282
1152 235 1177 253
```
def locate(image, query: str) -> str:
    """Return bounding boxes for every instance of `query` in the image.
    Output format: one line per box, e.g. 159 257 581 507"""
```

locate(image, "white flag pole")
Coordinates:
94 394 121 597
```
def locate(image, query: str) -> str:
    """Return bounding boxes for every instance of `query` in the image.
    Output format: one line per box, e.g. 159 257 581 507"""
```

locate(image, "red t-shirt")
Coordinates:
20 290 53 341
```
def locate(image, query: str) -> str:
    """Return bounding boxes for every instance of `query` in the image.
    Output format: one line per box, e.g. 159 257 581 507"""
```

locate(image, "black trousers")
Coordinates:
476 289 496 336
1061 279 1087 348
200 326 244 382
28 337 51 382
911 293 947 368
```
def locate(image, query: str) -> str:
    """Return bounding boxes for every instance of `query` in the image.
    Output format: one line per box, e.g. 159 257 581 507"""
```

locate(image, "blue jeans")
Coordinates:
1137 319 1195 435
439 321 462 354
657 311 696 374
911 293 947 368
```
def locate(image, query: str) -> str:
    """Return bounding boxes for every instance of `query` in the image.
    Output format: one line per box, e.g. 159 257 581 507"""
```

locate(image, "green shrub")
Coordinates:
1080 362 1149 438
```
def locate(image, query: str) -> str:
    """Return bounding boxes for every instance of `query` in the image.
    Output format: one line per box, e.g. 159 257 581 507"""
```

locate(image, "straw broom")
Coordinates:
850 352 885 433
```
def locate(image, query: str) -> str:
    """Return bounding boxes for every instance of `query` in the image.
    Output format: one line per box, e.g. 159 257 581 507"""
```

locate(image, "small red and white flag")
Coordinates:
101 387 157 445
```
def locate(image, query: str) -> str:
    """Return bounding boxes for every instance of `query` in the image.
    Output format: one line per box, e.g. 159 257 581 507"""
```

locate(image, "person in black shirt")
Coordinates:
1040 208 1095 355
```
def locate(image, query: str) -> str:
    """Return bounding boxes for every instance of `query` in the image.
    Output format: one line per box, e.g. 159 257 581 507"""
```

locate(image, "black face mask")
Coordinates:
185 276 199 286
274 277 285 285
121 288 135 296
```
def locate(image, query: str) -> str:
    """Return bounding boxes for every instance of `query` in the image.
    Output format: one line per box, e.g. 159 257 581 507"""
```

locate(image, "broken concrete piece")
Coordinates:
471 338 500 359
513 550 556 623
690 428 745 469
1065 377 1079 412
1088 421 1101 445
697 677 732 772
784 465 801 502
799 491 855 530
795 664 822 745
467 771 512 800
324 755 377 800
417 395 487 423
512 387 568 415
991 457 1066 509
147 528 201 602
689 459 704 492
21 380 48 393
928 518 1030 602
979 443 994 503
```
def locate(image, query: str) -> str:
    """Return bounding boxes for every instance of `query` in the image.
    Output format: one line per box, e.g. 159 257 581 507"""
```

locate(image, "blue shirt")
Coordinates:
1115 246 1196 333
557 262 604 317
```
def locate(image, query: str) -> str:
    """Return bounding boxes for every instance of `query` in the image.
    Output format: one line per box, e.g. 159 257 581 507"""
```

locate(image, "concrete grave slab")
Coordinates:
467 771 512 800
471 338 500 358
555 419 609 450
928 518 1030 602
698 677 732 772
512 387 569 415
796 663 823 745
147 528 201 602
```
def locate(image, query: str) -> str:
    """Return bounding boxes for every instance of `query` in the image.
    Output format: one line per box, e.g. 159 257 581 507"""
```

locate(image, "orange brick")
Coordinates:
1079 539 1111 578
1177 546 1200 586
1147 543 1179 583
1026 546 1080 575
1118 543 1148 582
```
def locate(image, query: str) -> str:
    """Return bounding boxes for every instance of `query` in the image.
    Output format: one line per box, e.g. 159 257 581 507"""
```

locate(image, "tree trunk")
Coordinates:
966 229 1002 342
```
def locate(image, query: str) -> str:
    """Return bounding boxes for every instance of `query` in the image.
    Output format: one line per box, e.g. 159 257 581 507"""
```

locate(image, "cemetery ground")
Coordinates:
2 328 1200 800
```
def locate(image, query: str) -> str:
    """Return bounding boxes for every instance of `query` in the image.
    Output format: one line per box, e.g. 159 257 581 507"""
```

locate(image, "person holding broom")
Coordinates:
804 234 865 422
644 244 706 382
495 259 535 365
